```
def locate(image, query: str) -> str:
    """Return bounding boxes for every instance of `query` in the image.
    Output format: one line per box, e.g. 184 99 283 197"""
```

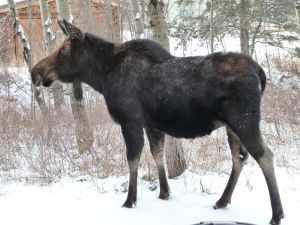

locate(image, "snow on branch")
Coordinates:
7 0 31 63
69 14 74 24
44 15 56 43
7 0 49 116
40 0 56 48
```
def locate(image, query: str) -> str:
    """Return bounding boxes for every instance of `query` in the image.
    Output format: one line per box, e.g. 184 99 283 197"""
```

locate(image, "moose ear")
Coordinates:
62 19 83 40
58 20 69 36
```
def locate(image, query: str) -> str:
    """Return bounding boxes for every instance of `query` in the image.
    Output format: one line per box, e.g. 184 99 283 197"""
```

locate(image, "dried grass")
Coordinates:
1 67 300 184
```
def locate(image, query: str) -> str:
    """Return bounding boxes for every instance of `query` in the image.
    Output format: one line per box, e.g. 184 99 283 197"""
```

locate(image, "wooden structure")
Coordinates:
0 0 122 66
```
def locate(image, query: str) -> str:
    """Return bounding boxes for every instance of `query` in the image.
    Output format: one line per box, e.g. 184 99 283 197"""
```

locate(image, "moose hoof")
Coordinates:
122 200 136 208
213 199 230 209
159 192 170 200
269 213 284 225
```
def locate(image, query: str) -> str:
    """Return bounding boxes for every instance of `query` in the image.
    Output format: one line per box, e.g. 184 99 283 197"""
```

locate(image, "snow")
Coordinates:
0 167 299 225
46 26 56 41
170 35 299 62
43 15 56 41
0 67 31 109
45 16 52 26
17 24 31 50
135 12 141 21
69 14 74 24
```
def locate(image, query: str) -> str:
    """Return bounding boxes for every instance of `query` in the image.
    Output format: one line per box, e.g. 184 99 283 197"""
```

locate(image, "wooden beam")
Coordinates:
0 0 43 14
1 0 121 14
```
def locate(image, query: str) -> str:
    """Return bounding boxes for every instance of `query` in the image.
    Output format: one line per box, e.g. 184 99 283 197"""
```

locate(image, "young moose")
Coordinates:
31 20 284 225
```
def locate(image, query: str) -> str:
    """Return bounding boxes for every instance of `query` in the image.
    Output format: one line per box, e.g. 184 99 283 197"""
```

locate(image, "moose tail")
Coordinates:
257 65 266 94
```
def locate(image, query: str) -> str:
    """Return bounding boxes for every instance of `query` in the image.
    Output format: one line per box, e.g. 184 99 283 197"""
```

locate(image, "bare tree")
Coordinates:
296 0 300 37
147 0 170 50
130 0 144 38
239 0 250 55
147 0 186 179
210 0 214 53
103 0 121 42
55 0 94 154
39 0 65 113
74 0 99 34
7 0 48 116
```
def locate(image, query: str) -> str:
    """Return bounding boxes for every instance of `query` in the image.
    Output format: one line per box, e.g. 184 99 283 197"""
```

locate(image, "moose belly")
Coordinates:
145 112 221 139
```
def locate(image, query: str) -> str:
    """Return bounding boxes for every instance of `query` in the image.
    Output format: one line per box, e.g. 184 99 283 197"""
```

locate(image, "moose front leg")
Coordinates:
121 123 144 208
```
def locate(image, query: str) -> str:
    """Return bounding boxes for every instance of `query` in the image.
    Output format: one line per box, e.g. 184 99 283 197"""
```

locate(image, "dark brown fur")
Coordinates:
214 53 253 76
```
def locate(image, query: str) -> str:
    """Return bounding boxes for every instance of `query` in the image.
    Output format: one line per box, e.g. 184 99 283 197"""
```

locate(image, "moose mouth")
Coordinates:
33 71 57 87
43 71 57 87
33 75 54 87
42 79 54 87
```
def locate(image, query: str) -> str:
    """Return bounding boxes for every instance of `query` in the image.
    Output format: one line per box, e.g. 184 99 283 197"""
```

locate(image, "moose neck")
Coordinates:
80 33 115 94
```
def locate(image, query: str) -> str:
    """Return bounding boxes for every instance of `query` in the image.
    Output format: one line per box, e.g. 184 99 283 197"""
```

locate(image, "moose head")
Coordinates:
31 20 89 88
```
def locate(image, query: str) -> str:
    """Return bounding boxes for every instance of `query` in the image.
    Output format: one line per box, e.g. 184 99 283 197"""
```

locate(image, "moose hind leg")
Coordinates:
214 126 249 209
256 143 284 225
242 135 284 225
224 107 284 224
121 124 144 208
145 128 170 199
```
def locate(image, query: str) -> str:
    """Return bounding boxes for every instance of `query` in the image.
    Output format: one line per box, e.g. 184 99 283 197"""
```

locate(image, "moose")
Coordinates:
31 20 284 225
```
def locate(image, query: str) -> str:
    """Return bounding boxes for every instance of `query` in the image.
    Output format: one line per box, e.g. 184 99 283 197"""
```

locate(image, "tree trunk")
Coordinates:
75 0 98 34
296 1 300 38
210 0 214 53
39 0 65 113
56 0 94 154
147 0 186 179
7 0 49 116
239 0 250 55
130 0 144 38
163 134 187 178
103 0 121 42
249 17 262 56
147 0 169 50
70 80 94 154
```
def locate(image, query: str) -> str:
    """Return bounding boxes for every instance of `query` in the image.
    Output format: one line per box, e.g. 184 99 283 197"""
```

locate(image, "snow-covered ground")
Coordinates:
0 167 299 225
